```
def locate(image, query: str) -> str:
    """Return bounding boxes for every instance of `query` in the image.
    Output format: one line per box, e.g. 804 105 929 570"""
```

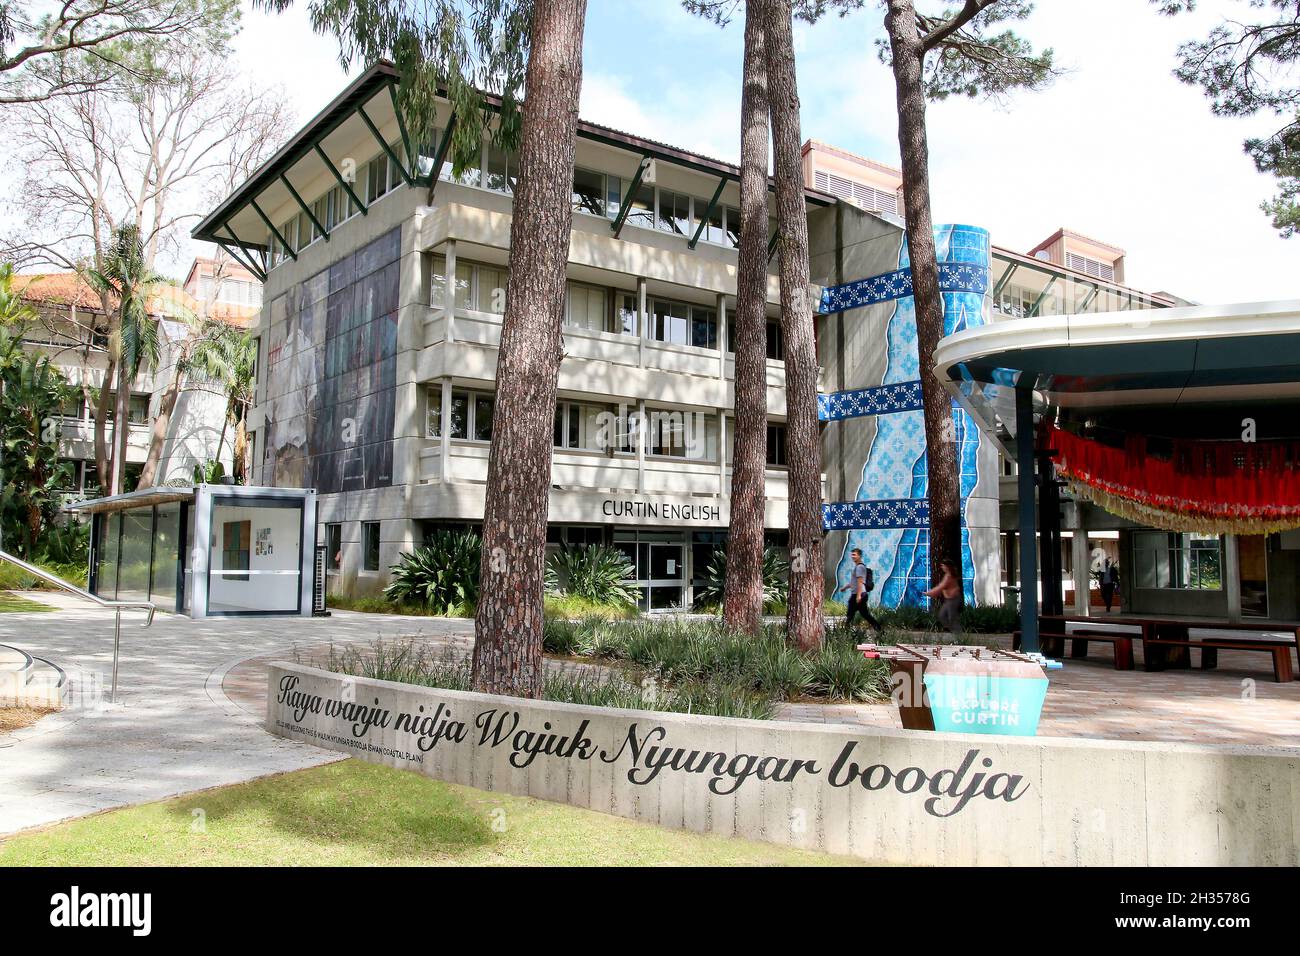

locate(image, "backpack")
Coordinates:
862 566 874 593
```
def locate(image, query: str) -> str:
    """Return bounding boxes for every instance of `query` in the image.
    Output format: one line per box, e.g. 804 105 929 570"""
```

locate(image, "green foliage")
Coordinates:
691 546 789 613
255 0 533 177
383 530 482 615
543 592 637 621
959 602 1019 634
185 320 257 479
192 459 226 484
806 639 889 702
33 520 88 565
545 543 639 608
0 283 76 557
1156 0 1300 236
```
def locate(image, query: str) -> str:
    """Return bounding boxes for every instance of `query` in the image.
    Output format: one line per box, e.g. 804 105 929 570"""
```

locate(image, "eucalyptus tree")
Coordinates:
1155 0 1300 237
259 0 589 696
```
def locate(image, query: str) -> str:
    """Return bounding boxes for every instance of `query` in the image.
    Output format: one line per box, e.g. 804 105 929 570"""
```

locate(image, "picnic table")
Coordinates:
1031 614 1299 683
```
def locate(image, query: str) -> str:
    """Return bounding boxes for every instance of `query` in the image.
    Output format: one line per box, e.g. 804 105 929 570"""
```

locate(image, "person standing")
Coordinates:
838 548 882 633
926 557 963 636
1099 558 1119 612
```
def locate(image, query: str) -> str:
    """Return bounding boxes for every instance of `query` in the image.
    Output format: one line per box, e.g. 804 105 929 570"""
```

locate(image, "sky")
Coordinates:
221 0 1296 305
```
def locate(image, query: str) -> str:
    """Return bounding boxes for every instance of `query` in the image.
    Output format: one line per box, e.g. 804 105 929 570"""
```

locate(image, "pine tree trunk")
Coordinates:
722 0 771 637
471 0 588 697
765 0 824 651
885 0 962 601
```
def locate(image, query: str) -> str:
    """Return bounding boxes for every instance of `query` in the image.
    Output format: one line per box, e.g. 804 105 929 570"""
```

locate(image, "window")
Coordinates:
646 408 718 461
766 424 787 467
430 256 504 313
724 206 742 247
325 523 342 571
426 387 492 441
618 293 639 337
701 202 726 246
565 283 607 332
98 393 149 424
572 168 607 217
554 401 615 452
429 126 482 186
485 143 517 193
1133 532 1222 590
657 189 691 237
221 520 251 582
649 297 717 351
362 522 381 572
627 183 655 229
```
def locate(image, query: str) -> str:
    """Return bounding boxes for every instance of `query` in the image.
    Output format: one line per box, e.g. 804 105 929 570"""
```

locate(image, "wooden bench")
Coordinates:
1144 637 1295 683
1013 629 1135 670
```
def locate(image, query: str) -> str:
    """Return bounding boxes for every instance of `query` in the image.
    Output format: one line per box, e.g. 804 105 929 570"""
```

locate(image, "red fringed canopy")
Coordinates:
1048 423 1300 534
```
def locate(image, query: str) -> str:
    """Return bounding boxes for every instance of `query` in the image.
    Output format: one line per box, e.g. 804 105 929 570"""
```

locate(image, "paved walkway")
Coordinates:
3 594 1298 837
0 592 473 835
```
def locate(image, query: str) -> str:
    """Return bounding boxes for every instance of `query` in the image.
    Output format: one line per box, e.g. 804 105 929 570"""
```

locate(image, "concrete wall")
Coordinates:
267 661 1300 866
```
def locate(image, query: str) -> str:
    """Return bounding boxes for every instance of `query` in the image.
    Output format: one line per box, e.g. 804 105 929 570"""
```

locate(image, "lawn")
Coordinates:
0 759 859 867
0 592 52 613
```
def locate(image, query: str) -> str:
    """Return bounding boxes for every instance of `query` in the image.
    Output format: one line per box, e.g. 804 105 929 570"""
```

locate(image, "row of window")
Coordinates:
266 131 763 271
59 392 150 425
324 521 382 573
425 386 788 465
432 256 785 359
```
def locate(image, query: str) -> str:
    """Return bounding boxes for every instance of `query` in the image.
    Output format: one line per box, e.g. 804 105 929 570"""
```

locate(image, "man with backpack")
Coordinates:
839 547 883 633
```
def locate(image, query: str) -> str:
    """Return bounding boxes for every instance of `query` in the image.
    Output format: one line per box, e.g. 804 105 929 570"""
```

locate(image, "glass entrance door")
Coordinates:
613 531 687 612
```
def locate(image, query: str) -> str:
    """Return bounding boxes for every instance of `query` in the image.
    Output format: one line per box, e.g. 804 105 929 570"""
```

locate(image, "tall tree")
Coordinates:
2 39 292 487
180 320 256 486
0 0 236 105
265 0 587 695
1155 0 1300 237
87 223 162 496
472 0 587 695
877 0 1051 604
765 0 824 650
723 1 771 637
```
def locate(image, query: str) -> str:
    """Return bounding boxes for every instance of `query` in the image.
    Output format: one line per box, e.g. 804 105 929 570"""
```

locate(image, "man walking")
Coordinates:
1099 558 1119 612
839 548 882 633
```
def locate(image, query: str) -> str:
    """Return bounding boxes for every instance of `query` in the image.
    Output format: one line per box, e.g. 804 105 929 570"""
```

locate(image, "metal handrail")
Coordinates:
0 549 155 702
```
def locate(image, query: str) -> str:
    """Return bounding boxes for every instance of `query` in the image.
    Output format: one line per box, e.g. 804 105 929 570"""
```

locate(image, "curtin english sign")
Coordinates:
265 662 1300 865
601 497 721 525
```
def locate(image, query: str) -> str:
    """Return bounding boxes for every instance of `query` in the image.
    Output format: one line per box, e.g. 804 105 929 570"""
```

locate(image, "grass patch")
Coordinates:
0 705 56 733
0 760 859 867
543 593 637 621
0 591 53 613
0 560 87 593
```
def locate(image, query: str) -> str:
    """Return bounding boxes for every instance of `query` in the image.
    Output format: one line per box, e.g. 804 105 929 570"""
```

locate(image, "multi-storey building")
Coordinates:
195 65 1190 612
13 268 237 500
182 256 263 325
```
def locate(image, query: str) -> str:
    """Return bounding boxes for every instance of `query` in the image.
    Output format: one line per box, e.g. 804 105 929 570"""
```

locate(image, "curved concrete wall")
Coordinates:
267 662 1299 866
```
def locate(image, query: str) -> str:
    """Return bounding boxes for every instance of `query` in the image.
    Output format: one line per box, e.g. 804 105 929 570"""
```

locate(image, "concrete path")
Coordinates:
0 592 473 835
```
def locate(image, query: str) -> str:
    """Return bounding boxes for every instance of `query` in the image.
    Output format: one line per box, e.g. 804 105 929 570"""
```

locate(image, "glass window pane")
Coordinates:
449 392 468 439
209 500 303 613
725 206 741 247
572 168 604 216
618 294 638 336
473 395 495 441
150 503 180 605
363 522 380 572
628 183 655 229
606 175 622 220
427 387 441 438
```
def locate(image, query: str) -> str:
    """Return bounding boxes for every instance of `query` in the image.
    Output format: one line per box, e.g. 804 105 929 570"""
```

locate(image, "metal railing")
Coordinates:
0 550 155 703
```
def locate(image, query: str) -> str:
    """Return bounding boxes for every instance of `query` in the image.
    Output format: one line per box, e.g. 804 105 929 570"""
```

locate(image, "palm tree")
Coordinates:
87 225 163 496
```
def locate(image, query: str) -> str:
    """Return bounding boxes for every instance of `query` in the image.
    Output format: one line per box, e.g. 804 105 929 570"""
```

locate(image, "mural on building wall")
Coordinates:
263 228 401 494
820 224 991 607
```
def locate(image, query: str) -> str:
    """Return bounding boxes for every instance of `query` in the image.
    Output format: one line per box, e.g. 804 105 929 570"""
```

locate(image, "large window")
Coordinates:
554 400 616 452
1133 532 1222 590
767 423 787 467
430 256 506 314
649 297 717 351
221 520 251 583
727 317 784 361
657 189 692 237
565 283 607 332
572 167 620 219
646 408 718 462
426 387 494 442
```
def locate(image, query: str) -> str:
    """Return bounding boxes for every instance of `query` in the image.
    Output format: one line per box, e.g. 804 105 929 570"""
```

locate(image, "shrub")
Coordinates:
807 641 889 702
543 593 637 621
542 617 584 656
753 642 811 699
546 544 639 608
960 603 1019 634
875 604 938 632
383 530 481 615
34 521 89 566
691 546 789 613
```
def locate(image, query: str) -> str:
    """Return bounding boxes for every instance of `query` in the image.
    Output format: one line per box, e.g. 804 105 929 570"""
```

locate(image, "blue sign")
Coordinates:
923 674 1049 737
